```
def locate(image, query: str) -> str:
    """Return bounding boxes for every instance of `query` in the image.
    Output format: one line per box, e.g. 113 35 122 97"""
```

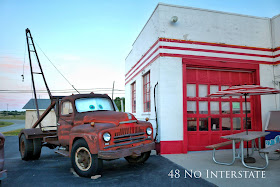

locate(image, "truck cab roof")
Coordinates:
60 93 111 102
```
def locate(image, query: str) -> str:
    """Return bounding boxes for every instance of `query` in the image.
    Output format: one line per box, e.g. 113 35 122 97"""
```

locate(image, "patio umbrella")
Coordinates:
208 85 280 163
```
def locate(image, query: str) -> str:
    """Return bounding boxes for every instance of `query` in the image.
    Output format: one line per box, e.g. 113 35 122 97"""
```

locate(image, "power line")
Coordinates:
0 88 125 91
33 41 80 94
0 89 125 94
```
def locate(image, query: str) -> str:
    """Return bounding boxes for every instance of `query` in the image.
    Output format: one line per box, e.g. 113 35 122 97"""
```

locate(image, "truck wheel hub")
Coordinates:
75 147 92 171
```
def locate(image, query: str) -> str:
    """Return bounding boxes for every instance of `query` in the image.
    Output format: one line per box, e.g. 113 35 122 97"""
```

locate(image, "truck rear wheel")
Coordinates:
20 134 34 161
71 139 103 178
125 151 151 164
32 138 42 160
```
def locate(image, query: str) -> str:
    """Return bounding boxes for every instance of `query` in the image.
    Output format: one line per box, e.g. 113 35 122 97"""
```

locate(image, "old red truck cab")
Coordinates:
19 93 155 178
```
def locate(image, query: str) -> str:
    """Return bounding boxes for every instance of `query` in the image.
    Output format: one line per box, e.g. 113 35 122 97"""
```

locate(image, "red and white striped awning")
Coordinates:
208 85 280 97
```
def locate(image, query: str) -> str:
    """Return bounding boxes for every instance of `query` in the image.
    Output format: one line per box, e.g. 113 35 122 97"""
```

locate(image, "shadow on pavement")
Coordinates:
3 136 216 187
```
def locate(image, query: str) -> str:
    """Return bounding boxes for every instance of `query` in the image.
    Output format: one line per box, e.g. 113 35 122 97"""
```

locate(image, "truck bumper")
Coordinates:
98 142 155 160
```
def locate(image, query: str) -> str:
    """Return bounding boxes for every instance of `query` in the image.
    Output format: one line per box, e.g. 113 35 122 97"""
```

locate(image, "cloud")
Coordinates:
0 56 27 73
0 93 30 111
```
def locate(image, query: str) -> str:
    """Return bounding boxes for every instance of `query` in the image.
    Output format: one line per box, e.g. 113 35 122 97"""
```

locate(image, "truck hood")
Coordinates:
82 111 137 126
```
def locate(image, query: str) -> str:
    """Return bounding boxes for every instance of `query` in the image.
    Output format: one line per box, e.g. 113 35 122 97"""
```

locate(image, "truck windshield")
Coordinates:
75 98 114 112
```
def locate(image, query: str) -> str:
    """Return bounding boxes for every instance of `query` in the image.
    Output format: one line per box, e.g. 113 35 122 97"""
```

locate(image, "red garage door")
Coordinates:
184 65 261 151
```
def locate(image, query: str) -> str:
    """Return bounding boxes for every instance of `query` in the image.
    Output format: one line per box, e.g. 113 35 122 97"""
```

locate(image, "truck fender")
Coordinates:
69 134 99 155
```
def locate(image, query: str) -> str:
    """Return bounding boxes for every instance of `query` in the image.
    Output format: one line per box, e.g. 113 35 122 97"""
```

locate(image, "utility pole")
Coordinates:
6 104 8 116
112 81 115 100
120 98 124 112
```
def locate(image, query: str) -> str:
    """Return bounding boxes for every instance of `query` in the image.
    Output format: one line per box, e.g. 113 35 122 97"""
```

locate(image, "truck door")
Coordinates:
58 100 74 146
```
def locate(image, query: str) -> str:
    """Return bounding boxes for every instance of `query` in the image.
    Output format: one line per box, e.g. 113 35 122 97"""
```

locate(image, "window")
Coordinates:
61 101 73 115
131 82 136 113
143 72 150 112
75 98 114 113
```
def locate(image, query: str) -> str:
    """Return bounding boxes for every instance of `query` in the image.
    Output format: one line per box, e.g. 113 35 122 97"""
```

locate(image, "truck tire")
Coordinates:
19 134 34 161
71 139 103 178
32 138 42 160
125 151 151 164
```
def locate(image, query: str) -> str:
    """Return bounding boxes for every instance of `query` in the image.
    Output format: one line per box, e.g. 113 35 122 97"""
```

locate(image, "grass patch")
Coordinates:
0 115 25 120
2 129 23 136
0 121 14 127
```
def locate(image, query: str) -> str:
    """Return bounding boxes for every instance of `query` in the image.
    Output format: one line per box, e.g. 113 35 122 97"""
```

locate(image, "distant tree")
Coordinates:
114 97 125 112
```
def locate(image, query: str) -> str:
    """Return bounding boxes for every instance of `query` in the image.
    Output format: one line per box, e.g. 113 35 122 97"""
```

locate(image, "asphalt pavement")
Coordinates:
3 136 216 187
0 119 25 132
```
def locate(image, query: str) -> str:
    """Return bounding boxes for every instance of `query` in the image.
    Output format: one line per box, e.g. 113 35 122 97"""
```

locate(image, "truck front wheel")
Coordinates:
125 151 151 164
71 139 103 178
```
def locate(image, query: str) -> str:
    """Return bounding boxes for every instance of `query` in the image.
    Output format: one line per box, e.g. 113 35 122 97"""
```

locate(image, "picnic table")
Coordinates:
221 131 270 169
206 131 273 169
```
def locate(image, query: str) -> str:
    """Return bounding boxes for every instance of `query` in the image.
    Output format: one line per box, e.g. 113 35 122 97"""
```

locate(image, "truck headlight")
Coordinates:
103 132 111 142
146 127 152 135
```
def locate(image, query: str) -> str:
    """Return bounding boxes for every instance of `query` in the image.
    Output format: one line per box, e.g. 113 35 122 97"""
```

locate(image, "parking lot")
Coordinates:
3 136 216 187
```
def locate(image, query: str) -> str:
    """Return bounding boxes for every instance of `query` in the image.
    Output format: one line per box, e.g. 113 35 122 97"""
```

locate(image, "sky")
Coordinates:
0 0 280 111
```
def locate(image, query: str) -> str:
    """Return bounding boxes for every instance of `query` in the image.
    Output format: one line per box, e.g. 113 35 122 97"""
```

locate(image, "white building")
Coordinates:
23 99 56 130
125 3 280 154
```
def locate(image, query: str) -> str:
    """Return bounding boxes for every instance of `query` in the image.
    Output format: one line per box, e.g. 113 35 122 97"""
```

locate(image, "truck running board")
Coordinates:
43 135 58 142
55 149 69 157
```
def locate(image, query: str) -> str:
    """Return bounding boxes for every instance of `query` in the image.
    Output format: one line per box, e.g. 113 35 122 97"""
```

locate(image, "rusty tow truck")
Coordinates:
19 29 155 178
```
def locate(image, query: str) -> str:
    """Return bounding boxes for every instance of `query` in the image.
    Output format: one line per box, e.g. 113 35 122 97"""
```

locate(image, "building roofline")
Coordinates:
157 3 271 20
132 3 160 46
272 13 280 20
131 3 275 48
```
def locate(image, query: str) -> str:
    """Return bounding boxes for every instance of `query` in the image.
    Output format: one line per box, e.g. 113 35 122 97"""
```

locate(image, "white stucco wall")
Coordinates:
25 110 56 130
271 14 280 48
125 7 159 75
157 4 271 48
158 57 183 141
259 65 280 129
125 3 279 144
125 56 183 142
125 58 161 138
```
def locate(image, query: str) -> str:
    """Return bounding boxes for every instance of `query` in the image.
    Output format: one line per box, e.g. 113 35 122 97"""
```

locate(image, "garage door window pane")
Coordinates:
232 102 240 114
221 86 229 98
244 117 252 130
210 85 219 94
233 118 241 130
187 101 196 114
199 101 208 114
222 102 230 114
211 118 220 131
242 102 251 114
187 84 196 97
222 118 231 130
199 84 207 97
210 102 219 114
199 118 208 131
221 85 229 91
187 118 197 131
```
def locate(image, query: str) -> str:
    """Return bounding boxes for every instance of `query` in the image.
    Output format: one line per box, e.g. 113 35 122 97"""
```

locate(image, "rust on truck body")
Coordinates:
55 93 155 156
0 133 7 181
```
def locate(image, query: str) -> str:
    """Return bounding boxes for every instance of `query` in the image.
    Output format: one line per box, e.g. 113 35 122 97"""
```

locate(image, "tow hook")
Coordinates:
132 150 141 157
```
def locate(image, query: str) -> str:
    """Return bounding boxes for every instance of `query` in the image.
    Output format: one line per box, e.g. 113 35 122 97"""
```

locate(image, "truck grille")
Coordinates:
103 127 152 149
114 127 145 144
114 127 144 137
